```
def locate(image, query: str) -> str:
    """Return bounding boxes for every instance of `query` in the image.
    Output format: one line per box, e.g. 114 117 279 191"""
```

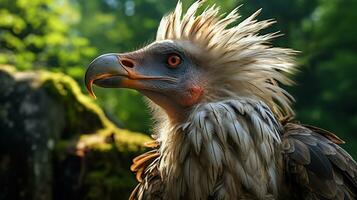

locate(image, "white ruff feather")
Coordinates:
157 99 282 199
156 0 297 119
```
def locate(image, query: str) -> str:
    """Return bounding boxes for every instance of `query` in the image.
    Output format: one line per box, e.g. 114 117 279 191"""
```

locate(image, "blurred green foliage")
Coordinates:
0 0 95 76
0 0 356 155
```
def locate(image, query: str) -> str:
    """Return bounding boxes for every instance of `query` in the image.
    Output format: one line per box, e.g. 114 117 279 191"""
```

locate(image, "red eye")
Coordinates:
167 54 181 68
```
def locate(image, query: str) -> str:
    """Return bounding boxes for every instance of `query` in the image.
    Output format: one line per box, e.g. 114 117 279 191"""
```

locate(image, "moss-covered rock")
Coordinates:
0 65 150 200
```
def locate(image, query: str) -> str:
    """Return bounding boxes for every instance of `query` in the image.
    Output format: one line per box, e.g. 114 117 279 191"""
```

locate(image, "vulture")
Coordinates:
85 1 357 199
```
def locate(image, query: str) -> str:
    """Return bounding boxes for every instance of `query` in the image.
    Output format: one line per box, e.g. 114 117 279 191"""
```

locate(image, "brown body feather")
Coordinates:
283 123 357 199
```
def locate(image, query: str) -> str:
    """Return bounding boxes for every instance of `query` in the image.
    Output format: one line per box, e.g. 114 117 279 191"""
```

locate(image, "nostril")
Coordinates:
120 59 135 68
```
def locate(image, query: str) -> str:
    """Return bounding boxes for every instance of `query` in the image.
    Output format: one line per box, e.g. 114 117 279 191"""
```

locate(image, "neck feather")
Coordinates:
153 98 283 199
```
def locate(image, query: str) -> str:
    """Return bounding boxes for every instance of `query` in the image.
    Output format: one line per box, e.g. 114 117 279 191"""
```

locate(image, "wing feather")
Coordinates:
129 141 163 200
283 123 357 199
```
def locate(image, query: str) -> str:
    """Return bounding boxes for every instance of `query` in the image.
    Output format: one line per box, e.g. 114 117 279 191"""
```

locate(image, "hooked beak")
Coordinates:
85 53 129 98
85 53 178 98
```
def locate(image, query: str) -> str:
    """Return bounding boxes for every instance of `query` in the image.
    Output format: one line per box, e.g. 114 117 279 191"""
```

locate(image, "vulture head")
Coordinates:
85 0 296 123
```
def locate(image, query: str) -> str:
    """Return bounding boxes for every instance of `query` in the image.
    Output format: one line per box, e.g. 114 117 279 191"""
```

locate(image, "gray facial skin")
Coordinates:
85 41 205 121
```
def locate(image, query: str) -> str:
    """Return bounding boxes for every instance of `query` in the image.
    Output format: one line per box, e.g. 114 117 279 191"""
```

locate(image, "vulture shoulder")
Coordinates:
129 140 162 200
282 123 357 199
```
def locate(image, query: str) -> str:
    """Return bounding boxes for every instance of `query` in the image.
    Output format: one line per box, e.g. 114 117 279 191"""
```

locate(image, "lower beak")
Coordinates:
85 53 128 98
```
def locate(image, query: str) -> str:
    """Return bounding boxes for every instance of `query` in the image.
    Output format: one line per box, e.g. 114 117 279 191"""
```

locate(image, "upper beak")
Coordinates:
85 53 128 98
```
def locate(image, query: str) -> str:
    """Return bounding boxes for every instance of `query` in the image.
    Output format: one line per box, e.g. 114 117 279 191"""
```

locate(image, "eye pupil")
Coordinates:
167 54 181 68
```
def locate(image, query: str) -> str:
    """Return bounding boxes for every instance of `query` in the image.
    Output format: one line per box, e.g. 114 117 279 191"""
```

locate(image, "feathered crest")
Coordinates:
156 0 298 119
